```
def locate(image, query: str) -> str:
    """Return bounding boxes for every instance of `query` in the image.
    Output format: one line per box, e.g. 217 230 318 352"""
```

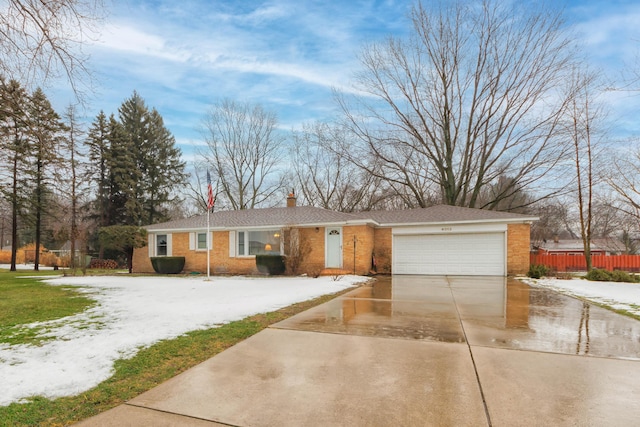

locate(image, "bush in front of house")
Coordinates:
527 264 550 279
585 268 639 283
256 255 286 275
150 256 186 274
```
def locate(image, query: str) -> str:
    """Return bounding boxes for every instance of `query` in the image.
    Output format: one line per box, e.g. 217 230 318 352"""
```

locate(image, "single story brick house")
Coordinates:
132 195 537 276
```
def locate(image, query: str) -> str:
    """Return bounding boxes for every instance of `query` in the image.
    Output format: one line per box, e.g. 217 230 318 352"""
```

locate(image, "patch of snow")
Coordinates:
520 276 640 317
0 275 367 406
0 263 58 271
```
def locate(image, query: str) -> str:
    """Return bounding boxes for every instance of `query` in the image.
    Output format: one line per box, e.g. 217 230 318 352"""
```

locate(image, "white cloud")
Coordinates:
571 5 640 58
53 0 640 156
242 3 291 23
94 23 190 63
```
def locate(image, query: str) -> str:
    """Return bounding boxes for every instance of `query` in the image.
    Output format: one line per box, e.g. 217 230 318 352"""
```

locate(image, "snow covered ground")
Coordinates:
520 276 640 318
0 274 367 406
2 272 637 408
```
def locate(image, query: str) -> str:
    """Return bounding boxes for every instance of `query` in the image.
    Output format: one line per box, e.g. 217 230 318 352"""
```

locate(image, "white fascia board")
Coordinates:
381 217 538 228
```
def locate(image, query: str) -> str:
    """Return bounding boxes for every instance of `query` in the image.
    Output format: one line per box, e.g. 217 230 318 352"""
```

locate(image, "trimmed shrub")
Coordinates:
150 256 185 274
256 255 286 275
611 270 640 283
585 268 613 282
586 268 639 283
89 259 119 269
527 264 550 279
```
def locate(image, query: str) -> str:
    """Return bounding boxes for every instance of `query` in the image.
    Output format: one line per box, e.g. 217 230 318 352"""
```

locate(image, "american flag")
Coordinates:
207 171 215 211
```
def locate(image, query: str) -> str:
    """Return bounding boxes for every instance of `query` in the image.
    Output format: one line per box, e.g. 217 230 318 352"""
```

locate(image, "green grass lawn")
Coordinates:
0 271 96 345
0 271 355 426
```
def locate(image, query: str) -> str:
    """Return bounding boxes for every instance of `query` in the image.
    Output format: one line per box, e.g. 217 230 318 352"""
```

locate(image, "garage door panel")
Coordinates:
393 233 505 276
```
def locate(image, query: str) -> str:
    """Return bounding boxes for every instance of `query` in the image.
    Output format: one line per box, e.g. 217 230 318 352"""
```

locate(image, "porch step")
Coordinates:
319 268 352 276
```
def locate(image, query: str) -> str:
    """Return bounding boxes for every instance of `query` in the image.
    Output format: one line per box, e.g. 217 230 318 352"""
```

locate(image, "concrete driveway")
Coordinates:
78 276 640 426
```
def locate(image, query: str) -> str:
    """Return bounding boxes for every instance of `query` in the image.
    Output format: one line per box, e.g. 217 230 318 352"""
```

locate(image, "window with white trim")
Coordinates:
197 232 207 250
156 234 168 256
236 229 281 256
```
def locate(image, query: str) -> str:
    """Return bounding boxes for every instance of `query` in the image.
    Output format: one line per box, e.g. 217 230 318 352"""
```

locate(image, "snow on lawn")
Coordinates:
0 274 367 406
520 276 640 317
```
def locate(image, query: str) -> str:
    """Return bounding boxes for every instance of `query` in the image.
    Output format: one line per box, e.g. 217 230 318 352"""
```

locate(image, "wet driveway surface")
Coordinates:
80 276 640 427
275 276 640 360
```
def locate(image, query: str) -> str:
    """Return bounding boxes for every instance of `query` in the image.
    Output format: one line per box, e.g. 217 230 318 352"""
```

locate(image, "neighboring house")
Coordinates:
533 238 626 256
132 195 537 277
57 240 84 257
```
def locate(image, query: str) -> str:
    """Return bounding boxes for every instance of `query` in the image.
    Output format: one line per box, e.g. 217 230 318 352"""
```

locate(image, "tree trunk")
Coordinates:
10 149 18 272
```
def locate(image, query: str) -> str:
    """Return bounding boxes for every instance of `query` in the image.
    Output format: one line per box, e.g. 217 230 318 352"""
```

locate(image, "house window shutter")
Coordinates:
167 234 173 256
209 232 214 250
189 233 195 250
229 231 236 257
148 234 154 257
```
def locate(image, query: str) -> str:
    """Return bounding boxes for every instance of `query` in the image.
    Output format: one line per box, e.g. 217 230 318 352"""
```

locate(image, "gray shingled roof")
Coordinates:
146 204 536 231
352 205 537 225
146 206 364 231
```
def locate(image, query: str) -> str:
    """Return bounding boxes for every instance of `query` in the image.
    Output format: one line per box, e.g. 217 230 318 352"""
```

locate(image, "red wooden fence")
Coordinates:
530 254 640 272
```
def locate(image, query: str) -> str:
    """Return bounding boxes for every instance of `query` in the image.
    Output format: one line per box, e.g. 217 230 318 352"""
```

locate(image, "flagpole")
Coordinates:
207 206 211 280
206 170 214 281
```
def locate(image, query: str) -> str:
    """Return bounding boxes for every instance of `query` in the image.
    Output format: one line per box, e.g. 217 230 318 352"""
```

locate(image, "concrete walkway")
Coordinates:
77 276 640 426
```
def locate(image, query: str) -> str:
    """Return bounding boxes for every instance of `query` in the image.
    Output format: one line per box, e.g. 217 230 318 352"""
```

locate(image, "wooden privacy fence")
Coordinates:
531 254 640 272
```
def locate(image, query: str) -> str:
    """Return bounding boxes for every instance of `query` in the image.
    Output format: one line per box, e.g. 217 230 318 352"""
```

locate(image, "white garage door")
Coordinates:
393 233 505 276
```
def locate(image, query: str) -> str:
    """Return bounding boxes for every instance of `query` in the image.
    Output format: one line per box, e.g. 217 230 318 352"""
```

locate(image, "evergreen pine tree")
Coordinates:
117 91 148 219
85 111 112 258
86 112 111 222
84 91 187 243
142 108 187 224
117 91 186 225
26 88 66 270
0 79 30 271
107 114 141 226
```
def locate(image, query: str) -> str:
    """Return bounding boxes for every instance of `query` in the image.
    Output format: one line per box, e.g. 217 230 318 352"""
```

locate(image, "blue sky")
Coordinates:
47 0 640 162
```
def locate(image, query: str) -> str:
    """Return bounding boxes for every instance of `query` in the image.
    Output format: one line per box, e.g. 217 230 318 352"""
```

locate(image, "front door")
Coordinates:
326 227 342 268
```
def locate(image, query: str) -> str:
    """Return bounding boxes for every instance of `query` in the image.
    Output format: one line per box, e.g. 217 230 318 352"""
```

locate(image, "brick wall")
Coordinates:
210 231 258 275
293 227 326 275
133 231 258 275
507 223 531 275
373 228 392 274
135 226 377 276
342 225 375 275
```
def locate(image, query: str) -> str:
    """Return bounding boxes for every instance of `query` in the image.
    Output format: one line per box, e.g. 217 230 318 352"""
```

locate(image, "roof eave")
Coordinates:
145 218 377 233
377 216 539 228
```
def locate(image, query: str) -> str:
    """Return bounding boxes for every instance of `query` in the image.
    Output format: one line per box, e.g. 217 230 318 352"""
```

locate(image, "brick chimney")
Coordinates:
287 190 296 207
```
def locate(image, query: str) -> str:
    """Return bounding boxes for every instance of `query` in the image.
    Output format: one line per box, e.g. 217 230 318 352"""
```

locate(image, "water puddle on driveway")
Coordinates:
272 276 640 359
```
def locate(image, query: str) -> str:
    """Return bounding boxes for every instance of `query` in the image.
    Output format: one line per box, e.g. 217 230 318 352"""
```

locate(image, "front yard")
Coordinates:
0 272 366 426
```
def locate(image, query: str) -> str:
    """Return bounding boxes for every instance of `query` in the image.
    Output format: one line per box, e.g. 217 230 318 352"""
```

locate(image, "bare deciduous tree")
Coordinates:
565 69 608 271
529 201 571 248
291 122 388 212
201 99 285 210
0 0 104 97
337 0 576 210
60 104 85 270
608 143 640 226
